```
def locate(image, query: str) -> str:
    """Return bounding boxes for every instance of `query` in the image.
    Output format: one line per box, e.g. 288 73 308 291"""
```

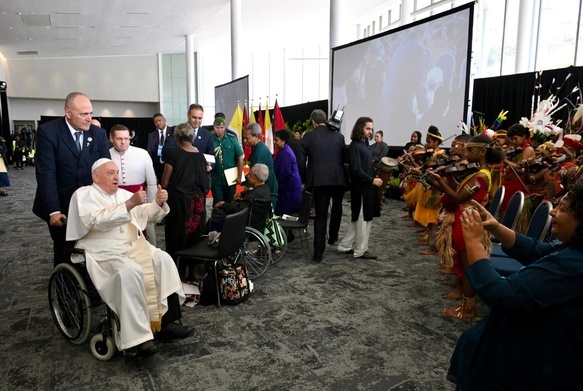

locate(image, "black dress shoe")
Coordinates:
312 254 323 262
327 236 338 245
125 340 158 363
157 322 194 343
342 249 354 255
358 251 377 260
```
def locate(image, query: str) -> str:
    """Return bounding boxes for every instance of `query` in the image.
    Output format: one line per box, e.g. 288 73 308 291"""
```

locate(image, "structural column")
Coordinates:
401 0 413 27
330 0 345 49
515 0 536 73
231 0 242 80
186 34 196 105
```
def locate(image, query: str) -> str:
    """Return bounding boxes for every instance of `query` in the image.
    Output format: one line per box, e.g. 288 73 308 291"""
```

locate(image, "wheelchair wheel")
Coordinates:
90 333 116 361
270 231 288 265
242 227 272 280
48 263 93 345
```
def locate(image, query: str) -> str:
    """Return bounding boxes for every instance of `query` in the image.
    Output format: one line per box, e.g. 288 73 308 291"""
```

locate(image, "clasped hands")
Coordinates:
460 200 499 242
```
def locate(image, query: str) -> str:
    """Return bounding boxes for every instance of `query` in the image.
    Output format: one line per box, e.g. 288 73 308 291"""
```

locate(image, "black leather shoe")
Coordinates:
358 251 377 260
157 322 194 343
342 249 354 255
312 254 323 262
125 340 158 363
327 236 338 245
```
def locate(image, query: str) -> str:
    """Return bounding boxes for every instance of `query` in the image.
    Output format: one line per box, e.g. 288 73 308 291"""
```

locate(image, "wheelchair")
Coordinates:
240 197 288 279
48 249 119 361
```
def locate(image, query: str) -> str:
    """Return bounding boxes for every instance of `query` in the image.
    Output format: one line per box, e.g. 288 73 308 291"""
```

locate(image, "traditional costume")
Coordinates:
66 181 184 351
436 167 492 275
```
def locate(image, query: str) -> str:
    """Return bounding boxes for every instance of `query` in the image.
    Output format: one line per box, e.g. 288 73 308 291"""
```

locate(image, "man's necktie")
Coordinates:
159 131 165 164
75 131 82 152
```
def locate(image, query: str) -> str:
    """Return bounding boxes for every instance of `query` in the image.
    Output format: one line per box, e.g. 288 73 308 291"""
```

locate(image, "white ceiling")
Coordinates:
0 0 394 60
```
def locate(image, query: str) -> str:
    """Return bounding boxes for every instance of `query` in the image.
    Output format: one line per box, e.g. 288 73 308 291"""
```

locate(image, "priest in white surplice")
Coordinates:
108 124 159 246
66 158 193 360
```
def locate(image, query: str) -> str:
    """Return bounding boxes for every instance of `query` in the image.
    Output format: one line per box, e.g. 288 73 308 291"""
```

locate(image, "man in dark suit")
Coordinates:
301 109 348 262
33 92 111 267
162 103 214 157
148 113 174 184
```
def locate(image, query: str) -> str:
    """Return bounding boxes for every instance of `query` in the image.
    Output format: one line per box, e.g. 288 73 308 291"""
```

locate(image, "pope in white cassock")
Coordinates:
66 158 193 361
108 124 159 246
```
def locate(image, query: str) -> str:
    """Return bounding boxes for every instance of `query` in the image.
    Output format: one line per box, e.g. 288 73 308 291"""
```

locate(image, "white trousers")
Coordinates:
337 199 371 258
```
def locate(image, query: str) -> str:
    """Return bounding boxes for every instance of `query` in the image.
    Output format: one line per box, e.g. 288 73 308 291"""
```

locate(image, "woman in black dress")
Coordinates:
161 122 210 279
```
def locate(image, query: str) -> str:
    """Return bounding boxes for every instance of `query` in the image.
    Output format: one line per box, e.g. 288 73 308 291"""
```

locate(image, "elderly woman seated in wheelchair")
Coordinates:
48 158 193 362
214 163 272 231
212 163 287 279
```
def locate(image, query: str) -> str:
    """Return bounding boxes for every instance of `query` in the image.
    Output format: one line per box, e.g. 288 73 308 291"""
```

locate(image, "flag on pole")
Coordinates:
249 101 256 123
258 101 264 141
273 98 285 131
228 103 243 141
243 102 249 127
243 102 252 160
264 98 274 154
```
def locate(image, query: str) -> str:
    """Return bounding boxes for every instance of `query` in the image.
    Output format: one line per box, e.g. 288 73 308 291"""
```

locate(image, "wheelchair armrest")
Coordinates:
64 248 86 256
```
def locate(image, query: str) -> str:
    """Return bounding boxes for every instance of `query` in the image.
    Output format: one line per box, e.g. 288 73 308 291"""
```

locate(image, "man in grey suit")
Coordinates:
301 109 348 262
33 92 111 267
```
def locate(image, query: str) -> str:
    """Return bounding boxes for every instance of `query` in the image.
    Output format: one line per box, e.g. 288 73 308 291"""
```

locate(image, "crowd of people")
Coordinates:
391 107 583 386
21 91 583 385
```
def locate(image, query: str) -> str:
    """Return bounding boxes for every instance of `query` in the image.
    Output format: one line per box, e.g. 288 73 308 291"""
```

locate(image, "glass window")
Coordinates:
536 0 579 70
501 0 519 75
477 0 506 77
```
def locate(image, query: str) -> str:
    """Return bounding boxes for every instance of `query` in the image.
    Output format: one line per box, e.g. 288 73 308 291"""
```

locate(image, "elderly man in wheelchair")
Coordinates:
53 158 193 362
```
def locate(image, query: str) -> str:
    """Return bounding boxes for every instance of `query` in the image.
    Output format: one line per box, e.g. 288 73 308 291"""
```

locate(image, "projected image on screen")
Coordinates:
332 4 473 147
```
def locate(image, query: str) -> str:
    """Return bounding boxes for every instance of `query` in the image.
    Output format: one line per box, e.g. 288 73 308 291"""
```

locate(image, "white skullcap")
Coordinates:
91 158 113 172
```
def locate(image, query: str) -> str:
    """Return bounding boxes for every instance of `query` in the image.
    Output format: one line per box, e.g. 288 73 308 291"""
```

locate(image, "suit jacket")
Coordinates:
301 125 348 189
148 126 175 162
33 118 111 222
162 126 214 157
287 138 306 183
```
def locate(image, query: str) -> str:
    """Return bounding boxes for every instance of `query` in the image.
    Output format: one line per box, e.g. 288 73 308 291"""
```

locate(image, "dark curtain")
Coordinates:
39 116 154 150
254 99 328 130
472 66 583 132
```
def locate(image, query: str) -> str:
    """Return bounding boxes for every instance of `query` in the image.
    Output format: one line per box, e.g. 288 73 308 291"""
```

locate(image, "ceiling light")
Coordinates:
21 14 51 27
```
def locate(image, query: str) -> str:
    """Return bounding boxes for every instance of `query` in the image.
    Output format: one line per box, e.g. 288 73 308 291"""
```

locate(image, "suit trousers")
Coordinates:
312 185 345 258
48 223 75 267
161 293 182 326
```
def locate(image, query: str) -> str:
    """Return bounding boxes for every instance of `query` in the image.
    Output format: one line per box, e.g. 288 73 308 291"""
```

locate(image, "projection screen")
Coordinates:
215 75 249 125
331 3 474 147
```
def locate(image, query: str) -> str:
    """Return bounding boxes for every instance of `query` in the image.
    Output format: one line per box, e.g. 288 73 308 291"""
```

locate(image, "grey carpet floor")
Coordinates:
0 165 476 390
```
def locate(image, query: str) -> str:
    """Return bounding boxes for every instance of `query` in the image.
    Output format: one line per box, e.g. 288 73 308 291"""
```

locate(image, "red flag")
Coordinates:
242 102 251 160
274 99 286 130
243 102 249 127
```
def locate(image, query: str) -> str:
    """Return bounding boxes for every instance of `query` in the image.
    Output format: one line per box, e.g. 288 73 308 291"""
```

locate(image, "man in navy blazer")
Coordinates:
162 103 214 157
33 92 111 267
148 113 174 184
